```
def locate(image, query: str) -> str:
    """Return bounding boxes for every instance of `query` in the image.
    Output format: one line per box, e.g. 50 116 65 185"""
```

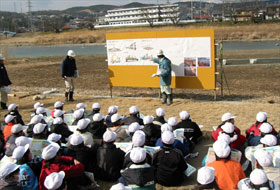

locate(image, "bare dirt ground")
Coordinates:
1 55 280 189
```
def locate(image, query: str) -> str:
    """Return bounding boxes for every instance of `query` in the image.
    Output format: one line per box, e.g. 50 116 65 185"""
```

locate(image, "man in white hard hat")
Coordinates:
0 54 12 109
61 50 78 101
150 50 173 105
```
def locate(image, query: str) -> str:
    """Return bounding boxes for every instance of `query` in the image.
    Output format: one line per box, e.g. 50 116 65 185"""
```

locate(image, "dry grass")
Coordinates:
1 22 280 46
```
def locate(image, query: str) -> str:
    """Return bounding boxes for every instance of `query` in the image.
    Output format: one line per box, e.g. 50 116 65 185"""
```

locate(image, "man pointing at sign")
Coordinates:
150 50 173 106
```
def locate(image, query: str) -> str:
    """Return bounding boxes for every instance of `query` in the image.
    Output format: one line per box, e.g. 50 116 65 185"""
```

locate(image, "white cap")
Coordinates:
179 111 190 120
250 169 268 186
143 116 154 125
30 115 44 124
0 163 20 179
156 108 165 117
259 123 272 134
44 171 65 190
128 122 143 133
53 110 65 118
221 122 235 133
54 101 64 108
53 117 63 125
33 123 47 134
33 102 43 110
8 104 18 111
92 103 100 109
36 107 47 115
254 149 273 167
161 123 172 133
132 131 146 147
129 106 139 114
157 49 164 56
213 140 231 158
47 133 62 143
42 143 60 160
260 134 277 146
12 144 29 161
77 118 91 130
76 103 87 110
69 134 84 146
110 183 132 190
93 113 104 122
162 131 175 145
217 133 231 145
197 166 215 185
5 114 16 123
73 109 84 120
0 54 5 60
130 147 146 164
11 124 23 134
221 112 236 122
15 136 32 146
256 112 267 122
168 117 178 127
111 113 122 123
108 105 118 114
67 50 76 57
103 130 117 143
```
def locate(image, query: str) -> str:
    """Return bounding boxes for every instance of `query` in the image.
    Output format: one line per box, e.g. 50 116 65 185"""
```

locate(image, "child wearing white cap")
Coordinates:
142 115 161 146
153 108 167 126
26 114 45 138
94 130 125 181
105 105 118 127
0 163 20 189
85 102 101 121
195 166 219 190
152 131 188 187
123 122 144 142
39 143 86 190
74 118 94 146
44 171 66 190
238 168 279 190
207 140 246 189
88 113 107 140
108 114 129 142
50 101 64 119
50 117 72 143
155 123 190 156
71 109 85 125
5 124 25 157
33 123 49 140
3 114 17 141
175 110 203 146
123 131 153 169
6 103 25 125
121 106 144 126
12 144 39 190
119 147 155 189
211 112 243 143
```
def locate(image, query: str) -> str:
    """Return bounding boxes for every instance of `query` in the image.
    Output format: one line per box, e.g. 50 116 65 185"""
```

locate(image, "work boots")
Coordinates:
69 91 74 101
65 92 69 102
161 93 167 104
1 102 7 109
167 94 173 106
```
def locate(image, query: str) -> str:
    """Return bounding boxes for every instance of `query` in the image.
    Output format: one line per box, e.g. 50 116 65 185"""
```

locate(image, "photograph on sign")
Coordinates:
184 57 197 77
198 57 211 67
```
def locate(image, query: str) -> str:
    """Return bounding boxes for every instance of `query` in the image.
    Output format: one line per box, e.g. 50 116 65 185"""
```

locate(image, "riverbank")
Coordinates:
1 22 280 46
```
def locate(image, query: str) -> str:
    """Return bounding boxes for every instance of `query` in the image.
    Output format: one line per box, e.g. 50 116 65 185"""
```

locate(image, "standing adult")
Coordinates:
61 50 78 102
0 54 12 110
150 50 172 105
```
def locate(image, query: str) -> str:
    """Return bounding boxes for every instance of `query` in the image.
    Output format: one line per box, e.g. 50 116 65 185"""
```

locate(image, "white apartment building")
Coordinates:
104 4 180 26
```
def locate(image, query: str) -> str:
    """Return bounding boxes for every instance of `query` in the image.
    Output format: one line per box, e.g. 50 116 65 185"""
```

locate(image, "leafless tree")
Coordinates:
140 8 155 27
166 6 180 25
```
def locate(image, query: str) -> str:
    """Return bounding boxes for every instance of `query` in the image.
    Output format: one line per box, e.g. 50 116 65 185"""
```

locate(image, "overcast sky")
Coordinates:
0 0 225 13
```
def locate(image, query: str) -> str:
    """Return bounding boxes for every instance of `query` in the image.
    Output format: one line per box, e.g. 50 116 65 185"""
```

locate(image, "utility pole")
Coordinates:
199 0 202 20
27 0 33 32
191 0 193 20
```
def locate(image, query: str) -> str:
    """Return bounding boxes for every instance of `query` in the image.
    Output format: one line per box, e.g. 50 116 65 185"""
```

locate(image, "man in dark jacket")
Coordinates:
174 111 203 145
122 106 143 125
61 50 77 101
152 131 188 187
0 54 12 110
95 130 125 181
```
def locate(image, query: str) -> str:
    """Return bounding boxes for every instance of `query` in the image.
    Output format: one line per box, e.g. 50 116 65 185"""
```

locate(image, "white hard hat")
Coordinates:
67 50 76 57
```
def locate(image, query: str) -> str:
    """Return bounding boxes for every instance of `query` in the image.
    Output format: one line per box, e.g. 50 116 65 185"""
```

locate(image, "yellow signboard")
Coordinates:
106 29 215 90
